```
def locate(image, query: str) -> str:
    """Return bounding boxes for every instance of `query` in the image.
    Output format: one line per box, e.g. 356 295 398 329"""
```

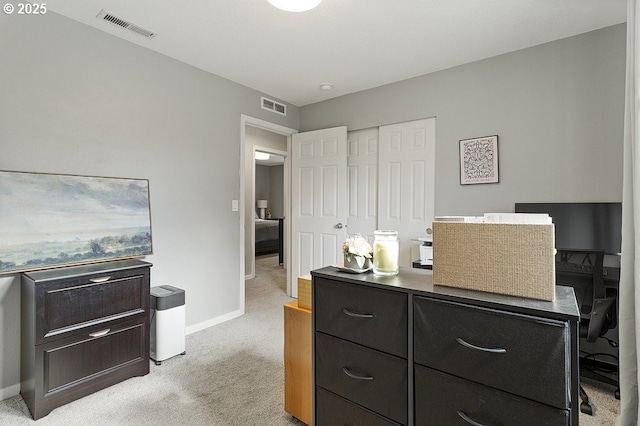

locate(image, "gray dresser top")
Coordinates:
311 266 580 321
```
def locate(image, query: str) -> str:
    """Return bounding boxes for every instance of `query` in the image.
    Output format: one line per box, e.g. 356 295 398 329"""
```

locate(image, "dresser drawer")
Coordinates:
33 269 149 345
38 316 148 395
415 365 569 426
414 296 570 409
315 277 407 357
316 387 401 426
316 332 408 425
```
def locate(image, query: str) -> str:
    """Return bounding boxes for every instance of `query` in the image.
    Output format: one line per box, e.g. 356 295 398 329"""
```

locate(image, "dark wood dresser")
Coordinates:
311 266 580 426
20 259 152 419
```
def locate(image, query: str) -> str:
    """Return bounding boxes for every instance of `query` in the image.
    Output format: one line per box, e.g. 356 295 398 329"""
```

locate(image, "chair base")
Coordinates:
579 385 593 415
581 365 620 398
579 363 620 415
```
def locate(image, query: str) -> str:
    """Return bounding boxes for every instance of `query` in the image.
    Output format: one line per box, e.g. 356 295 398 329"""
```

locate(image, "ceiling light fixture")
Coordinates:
267 0 322 12
255 152 270 160
320 83 333 91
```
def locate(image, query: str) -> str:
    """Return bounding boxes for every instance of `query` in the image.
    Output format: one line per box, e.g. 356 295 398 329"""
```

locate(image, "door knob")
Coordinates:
335 223 344 229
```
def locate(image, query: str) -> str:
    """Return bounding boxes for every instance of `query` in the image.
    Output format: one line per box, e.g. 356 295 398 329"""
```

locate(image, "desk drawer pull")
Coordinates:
342 367 374 381
456 337 506 354
89 329 110 338
457 410 487 426
89 276 111 283
342 308 374 319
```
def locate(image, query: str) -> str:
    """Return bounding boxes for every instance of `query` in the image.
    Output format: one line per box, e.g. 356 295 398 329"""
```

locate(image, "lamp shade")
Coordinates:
257 200 268 209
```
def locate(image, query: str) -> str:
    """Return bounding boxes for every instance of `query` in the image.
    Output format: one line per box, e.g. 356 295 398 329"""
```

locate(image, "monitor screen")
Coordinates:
514 202 622 255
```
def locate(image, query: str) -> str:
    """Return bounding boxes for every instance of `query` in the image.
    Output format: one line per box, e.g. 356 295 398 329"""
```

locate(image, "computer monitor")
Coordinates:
514 202 622 255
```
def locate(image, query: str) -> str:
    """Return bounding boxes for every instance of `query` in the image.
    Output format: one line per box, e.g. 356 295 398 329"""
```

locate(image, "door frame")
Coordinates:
240 115 297 311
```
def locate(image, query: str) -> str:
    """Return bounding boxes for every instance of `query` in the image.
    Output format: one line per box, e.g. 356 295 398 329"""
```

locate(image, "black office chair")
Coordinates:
556 249 619 415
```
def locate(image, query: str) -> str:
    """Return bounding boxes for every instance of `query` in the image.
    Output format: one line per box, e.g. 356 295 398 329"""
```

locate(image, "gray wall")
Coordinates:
255 165 284 218
255 165 272 211
269 166 285 218
300 24 626 216
0 11 298 398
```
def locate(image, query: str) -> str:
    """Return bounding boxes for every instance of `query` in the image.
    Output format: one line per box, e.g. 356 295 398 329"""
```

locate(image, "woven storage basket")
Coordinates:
432 221 556 301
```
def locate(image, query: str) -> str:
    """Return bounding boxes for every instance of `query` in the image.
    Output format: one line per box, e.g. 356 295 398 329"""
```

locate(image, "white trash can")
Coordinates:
150 285 186 366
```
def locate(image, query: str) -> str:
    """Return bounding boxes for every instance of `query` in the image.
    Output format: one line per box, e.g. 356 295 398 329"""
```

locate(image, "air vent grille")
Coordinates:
96 9 156 38
261 97 286 116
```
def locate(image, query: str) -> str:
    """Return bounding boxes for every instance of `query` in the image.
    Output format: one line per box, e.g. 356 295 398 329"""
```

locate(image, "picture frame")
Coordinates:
459 135 499 185
0 170 152 274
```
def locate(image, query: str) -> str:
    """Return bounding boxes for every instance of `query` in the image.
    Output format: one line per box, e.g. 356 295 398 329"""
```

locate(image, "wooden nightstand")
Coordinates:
284 300 312 425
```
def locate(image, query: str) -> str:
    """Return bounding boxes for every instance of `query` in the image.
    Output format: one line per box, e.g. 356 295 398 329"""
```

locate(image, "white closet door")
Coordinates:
378 118 436 267
346 128 378 243
291 126 348 297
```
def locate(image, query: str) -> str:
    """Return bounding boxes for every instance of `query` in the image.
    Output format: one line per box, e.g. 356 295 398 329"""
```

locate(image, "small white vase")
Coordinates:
344 255 372 270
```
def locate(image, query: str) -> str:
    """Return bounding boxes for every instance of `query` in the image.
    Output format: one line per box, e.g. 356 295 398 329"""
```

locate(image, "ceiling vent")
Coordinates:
261 97 286 116
96 9 156 38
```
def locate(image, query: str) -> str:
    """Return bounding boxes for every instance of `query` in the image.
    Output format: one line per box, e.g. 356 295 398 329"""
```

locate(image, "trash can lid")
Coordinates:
151 285 185 310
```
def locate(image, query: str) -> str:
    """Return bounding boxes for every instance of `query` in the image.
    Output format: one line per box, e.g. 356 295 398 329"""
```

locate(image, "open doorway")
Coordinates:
239 115 296 313
246 129 287 279
254 150 285 265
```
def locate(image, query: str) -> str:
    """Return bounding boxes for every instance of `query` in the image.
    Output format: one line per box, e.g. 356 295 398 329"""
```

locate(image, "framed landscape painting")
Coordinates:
0 170 152 274
459 135 499 185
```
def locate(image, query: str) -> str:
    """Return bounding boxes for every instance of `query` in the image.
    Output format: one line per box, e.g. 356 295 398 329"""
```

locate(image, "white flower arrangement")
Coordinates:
342 234 373 268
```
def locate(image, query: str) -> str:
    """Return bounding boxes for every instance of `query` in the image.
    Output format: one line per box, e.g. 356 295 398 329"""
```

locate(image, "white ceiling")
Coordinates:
45 0 627 107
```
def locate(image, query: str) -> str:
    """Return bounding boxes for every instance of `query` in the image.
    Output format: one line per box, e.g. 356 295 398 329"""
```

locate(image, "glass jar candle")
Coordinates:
373 230 399 276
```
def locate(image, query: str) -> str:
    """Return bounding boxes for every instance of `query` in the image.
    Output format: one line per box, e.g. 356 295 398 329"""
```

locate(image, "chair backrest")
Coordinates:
555 250 615 341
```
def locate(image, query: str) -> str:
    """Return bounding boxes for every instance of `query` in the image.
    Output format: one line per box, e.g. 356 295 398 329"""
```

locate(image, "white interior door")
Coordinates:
290 126 348 297
378 118 436 267
346 128 379 243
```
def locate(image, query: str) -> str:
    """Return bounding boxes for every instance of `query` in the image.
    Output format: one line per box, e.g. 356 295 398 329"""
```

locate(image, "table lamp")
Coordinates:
257 200 268 219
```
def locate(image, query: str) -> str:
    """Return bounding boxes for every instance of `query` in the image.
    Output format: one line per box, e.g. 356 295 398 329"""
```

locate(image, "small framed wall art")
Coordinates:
459 135 499 185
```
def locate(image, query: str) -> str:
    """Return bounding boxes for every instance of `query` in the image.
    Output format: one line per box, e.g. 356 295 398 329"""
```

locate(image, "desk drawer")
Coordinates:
315 277 407 357
38 316 148 396
414 296 570 408
35 271 148 344
316 387 400 426
316 332 407 425
415 365 569 426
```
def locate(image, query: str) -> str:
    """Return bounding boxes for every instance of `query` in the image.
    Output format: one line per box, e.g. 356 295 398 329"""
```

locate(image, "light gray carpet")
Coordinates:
0 254 621 425
578 377 621 426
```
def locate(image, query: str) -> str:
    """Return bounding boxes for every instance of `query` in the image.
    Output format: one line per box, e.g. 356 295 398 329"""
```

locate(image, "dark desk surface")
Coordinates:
412 260 432 270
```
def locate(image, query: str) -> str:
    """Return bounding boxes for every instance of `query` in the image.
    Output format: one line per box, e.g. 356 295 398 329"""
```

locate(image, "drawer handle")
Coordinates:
342 308 374 319
89 329 111 338
457 410 487 426
456 337 506 354
89 276 111 283
342 367 374 381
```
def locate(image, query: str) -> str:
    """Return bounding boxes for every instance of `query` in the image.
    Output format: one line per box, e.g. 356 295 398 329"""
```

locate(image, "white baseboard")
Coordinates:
0 383 20 401
185 309 244 335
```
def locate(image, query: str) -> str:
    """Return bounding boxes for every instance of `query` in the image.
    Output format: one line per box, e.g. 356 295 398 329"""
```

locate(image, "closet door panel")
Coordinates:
347 128 379 241
378 118 436 267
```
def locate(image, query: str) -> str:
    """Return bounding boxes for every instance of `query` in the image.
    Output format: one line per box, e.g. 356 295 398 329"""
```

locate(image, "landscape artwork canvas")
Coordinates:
0 170 152 274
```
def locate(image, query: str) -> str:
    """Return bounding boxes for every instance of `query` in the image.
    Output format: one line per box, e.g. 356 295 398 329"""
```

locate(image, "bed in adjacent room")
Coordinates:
255 218 283 263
